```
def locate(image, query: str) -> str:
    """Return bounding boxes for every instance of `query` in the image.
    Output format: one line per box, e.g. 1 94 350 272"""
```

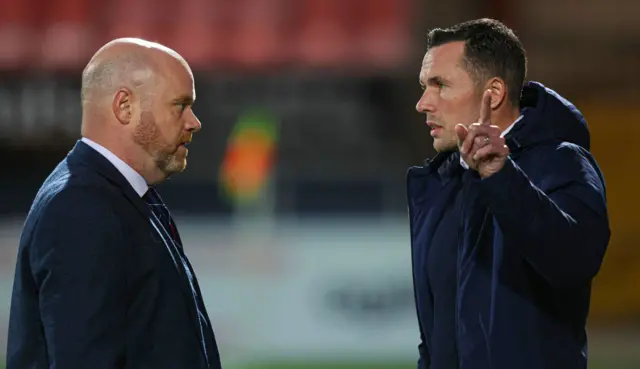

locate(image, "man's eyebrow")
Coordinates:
423 76 451 88
419 76 446 88
172 95 194 104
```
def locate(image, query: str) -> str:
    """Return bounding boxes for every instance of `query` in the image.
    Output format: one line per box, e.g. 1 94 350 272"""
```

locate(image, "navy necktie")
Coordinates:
143 188 179 244
142 187 211 366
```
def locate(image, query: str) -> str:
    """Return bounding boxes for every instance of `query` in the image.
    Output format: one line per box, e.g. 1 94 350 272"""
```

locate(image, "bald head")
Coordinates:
79 37 200 185
80 38 187 108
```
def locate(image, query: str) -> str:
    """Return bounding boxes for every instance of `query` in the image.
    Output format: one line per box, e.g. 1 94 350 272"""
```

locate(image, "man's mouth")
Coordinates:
176 141 190 152
426 121 443 137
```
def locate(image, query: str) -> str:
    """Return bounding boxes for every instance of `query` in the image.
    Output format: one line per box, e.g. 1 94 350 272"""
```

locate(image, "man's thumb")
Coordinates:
455 124 467 147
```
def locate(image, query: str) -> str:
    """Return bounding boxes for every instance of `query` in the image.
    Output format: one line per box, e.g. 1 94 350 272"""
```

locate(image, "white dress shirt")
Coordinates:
81 137 149 197
459 115 523 169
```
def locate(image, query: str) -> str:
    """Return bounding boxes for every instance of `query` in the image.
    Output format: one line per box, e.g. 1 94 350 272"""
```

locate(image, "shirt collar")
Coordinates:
81 137 149 197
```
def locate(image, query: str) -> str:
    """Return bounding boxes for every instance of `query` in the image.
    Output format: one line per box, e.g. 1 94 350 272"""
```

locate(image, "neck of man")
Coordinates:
119 143 167 185
493 106 521 133
83 130 166 185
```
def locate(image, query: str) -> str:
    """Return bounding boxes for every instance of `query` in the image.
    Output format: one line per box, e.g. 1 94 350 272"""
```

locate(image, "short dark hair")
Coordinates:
426 18 527 107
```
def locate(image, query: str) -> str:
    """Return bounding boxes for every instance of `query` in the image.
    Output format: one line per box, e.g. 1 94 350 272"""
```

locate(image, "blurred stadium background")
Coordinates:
1 0 639 368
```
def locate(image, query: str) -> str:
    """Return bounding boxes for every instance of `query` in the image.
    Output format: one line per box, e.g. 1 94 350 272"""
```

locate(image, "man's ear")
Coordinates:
113 88 133 125
486 77 507 110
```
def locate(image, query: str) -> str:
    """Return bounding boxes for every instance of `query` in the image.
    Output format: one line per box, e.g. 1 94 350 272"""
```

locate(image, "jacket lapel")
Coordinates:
147 213 203 337
67 141 151 218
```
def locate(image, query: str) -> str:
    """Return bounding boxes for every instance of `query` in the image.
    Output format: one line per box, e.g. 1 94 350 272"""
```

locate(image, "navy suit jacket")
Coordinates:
6 141 222 369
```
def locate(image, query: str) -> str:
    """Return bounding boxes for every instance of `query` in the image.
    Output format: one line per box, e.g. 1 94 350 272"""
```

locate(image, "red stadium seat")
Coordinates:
354 0 412 70
39 0 95 70
104 0 162 43
228 0 287 69
163 0 220 69
294 0 353 68
0 0 38 69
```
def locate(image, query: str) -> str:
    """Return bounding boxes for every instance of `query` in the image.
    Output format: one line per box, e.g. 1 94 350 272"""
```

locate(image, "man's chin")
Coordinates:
158 158 187 178
177 158 189 171
433 140 458 153
168 162 187 174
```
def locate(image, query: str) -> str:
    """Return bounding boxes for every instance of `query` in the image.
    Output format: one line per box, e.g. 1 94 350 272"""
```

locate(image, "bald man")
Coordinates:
6 38 222 369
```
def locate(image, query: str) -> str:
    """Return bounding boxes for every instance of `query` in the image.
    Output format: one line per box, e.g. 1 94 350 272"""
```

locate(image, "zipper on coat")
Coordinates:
455 180 470 368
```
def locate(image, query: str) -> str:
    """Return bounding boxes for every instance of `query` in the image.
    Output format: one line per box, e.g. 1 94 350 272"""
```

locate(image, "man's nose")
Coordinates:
186 111 201 132
416 91 435 113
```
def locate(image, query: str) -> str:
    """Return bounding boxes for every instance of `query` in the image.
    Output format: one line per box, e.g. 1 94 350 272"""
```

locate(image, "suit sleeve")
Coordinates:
477 144 610 287
30 187 127 368
413 289 429 369
417 341 429 369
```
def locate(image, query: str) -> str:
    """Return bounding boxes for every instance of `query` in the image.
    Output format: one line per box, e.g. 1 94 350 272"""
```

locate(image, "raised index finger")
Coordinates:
479 89 493 126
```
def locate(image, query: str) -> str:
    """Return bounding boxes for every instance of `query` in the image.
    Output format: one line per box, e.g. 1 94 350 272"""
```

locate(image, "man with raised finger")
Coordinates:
408 18 610 369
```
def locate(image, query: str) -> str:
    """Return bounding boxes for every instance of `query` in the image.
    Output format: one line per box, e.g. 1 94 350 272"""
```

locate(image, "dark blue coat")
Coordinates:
407 81 610 369
6 141 222 369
